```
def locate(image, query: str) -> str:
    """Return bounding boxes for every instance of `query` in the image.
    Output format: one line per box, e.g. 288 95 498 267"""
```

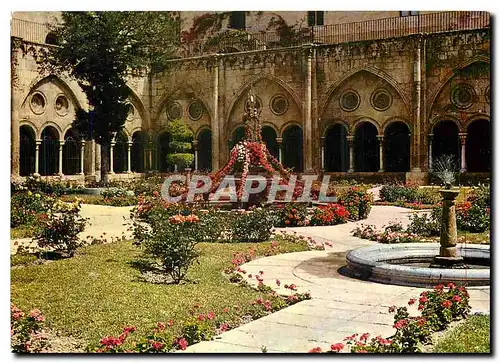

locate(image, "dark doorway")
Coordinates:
63 128 81 175
466 119 490 172
197 129 212 172
384 122 410 172
132 131 149 173
354 122 379 172
157 132 171 172
114 131 128 173
39 126 59 176
324 124 348 172
282 125 303 172
20 126 36 176
433 121 459 168
261 126 279 159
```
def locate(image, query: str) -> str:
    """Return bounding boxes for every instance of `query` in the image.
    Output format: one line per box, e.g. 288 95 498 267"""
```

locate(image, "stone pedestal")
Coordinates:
433 189 463 266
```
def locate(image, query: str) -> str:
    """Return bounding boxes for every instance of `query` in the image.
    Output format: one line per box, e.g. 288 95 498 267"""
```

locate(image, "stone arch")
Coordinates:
467 112 491 126
157 130 172 172
427 58 490 119
352 117 380 135
38 121 63 141
19 120 39 138
126 86 150 129
226 73 303 121
321 66 411 116
432 120 460 168
279 121 303 137
428 115 463 134
21 74 86 113
381 117 413 135
321 119 350 137
261 125 279 160
131 130 149 173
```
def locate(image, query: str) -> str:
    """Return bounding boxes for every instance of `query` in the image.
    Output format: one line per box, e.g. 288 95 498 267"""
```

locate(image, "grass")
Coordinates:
433 315 490 353
11 225 36 239
11 239 309 347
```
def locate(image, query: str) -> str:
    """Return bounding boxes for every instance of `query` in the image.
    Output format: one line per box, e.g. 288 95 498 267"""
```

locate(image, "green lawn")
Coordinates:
11 239 308 346
433 315 490 353
11 225 36 239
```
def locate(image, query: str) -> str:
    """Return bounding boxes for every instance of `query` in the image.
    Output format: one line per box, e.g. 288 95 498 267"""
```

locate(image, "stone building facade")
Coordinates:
10 11 491 184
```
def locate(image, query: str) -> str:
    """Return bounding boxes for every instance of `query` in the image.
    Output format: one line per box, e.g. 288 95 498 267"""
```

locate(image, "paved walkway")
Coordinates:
185 205 490 353
11 204 134 254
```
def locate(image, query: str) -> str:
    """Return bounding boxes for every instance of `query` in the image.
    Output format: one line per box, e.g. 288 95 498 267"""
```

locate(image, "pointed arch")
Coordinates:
226 73 303 122
427 57 491 118
321 66 411 116
126 85 150 129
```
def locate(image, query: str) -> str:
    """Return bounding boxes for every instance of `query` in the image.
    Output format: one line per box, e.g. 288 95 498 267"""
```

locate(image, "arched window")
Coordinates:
39 126 59 176
432 121 459 169
384 122 410 172
19 125 36 176
113 131 128 174
157 131 171 172
197 129 212 172
282 125 303 172
261 126 279 160
324 124 348 172
466 119 490 172
131 131 149 173
354 122 379 172
63 128 81 175
45 31 60 45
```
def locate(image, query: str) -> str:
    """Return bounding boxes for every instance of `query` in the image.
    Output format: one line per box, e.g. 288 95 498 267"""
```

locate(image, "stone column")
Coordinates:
347 136 354 173
148 142 154 172
80 141 85 175
211 55 220 170
127 141 132 173
11 38 22 177
412 35 423 172
276 137 283 164
35 139 41 175
304 47 313 172
109 141 115 174
58 141 64 176
90 139 96 176
320 136 325 171
428 134 433 171
193 139 199 171
434 189 462 265
459 133 467 173
377 135 384 172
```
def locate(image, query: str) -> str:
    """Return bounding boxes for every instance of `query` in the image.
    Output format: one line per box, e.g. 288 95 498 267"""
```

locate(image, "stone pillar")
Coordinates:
193 139 199 171
428 134 433 171
347 136 354 173
276 137 283 164
320 136 325 171
91 139 96 176
434 189 462 265
11 38 22 177
127 141 132 173
459 133 467 173
304 47 313 172
412 35 423 172
58 141 64 176
377 135 384 172
80 141 85 175
148 142 154 172
35 139 41 175
109 141 115 174
212 55 220 170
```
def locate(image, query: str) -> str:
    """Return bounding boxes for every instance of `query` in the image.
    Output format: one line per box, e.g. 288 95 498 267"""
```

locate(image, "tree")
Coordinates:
41 12 180 183
166 119 194 171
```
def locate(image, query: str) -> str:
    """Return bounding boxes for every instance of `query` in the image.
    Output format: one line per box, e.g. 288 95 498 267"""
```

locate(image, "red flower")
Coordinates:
223 308 229 313
156 322 166 331
197 314 206 321
123 325 136 333
331 343 344 352
419 296 428 304
441 300 452 309
394 319 408 329
308 347 322 353
452 295 462 303
407 298 417 306
176 337 188 350
388 305 396 313
152 341 164 351
167 320 174 327
360 333 370 342
207 311 216 320
447 282 456 289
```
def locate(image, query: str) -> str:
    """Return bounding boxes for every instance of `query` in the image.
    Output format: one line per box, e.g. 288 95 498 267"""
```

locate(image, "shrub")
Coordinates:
352 222 419 244
181 316 214 345
310 203 349 226
34 199 88 258
467 184 490 207
134 212 201 283
415 188 441 205
337 187 373 220
456 202 490 233
273 203 308 227
231 208 278 242
11 304 49 353
406 211 441 237
11 191 55 228
166 119 194 171
101 187 131 198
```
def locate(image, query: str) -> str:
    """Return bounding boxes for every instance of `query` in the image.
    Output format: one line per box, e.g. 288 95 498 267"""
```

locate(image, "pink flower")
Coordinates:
276 279 281 286
176 337 188 350
156 322 166 331
407 298 417 306
197 314 206 321
419 296 428 304
152 341 164 351
29 309 42 319
394 319 407 329
360 333 370 342
123 325 136 333
447 282 456 289
207 311 216 320
452 295 462 303
330 343 344 352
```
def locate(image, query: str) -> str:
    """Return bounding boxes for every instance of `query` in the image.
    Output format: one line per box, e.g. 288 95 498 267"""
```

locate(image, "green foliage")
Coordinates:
433 315 490 353
34 200 88 258
406 211 441 237
273 203 309 227
11 191 55 228
231 208 278 242
166 119 194 171
337 187 373 220
181 317 213 345
380 185 440 205
166 153 195 170
11 304 49 353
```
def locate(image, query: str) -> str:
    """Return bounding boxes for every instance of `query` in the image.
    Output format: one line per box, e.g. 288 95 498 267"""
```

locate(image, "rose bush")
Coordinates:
11 304 49 353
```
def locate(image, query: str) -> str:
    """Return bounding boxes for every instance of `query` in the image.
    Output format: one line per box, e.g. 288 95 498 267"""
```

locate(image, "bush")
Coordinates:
337 187 373 220
231 208 277 242
352 222 419 244
11 304 49 353
406 211 441 237
456 202 490 233
467 184 490 207
11 191 55 228
101 187 131 198
34 199 88 258
273 203 309 227
310 203 349 226
134 212 201 283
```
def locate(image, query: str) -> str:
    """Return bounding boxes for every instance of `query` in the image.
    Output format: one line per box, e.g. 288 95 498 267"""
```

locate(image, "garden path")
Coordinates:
184 205 490 353
10 204 134 254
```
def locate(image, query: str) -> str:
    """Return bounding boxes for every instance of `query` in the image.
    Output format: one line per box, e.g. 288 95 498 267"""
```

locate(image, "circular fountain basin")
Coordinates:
346 243 489 288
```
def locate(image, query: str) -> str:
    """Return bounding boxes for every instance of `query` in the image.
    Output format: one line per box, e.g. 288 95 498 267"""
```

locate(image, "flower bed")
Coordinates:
308 283 471 353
